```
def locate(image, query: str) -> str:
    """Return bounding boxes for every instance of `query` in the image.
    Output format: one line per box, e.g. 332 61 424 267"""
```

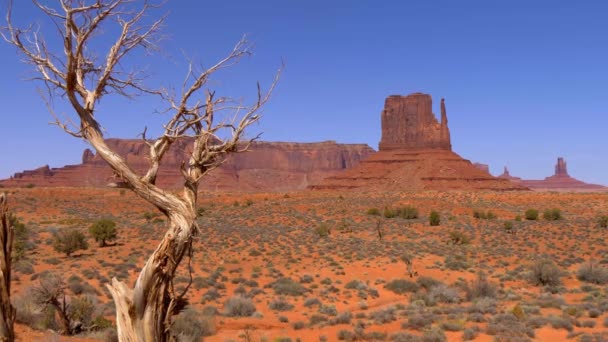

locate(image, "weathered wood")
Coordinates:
3 1 279 340
0 194 15 341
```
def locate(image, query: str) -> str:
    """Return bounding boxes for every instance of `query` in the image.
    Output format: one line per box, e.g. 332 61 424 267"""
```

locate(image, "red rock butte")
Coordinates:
311 93 526 191
499 157 607 191
0 140 374 191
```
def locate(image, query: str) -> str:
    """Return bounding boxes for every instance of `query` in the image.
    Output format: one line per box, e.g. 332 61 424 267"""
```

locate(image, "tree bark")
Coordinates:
107 212 196 341
0 194 15 341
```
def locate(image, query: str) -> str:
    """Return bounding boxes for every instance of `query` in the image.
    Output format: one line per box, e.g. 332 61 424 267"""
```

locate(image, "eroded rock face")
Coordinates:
555 157 568 176
379 93 451 151
0 140 375 191
311 93 526 191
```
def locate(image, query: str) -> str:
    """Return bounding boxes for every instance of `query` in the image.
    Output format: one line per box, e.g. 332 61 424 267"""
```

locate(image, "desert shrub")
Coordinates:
53 230 88 257
444 254 469 271
428 284 460 304
68 296 96 328
448 230 471 245
88 219 117 247
272 277 307 296
473 210 496 220
524 209 539 221
9 215 29 262
398 206 419 219
576 261 608 285
440 320 464 331
543 208 562 221
462 327 478 341
548 315 573 331
366 208 381 216
465 271 497 300
486 314 535 340
370 306 397 324
529 259 562 287
404 313 434 330
503 221 514 232
345 280 366 290
315 223 331 238
292 321 306 330
416 276 442 290
383 207 397 218
337 330 355 341
319 304 338 316
269 297 294 311
172 307 216 340
391 332 423 342
299 274 314 283
304 297 322 307
429 211 440 226
598 215 608 228
223 296 256 317
469 297 497 314
421 327 446 342
331 311 352 325
385 279 419 295
309 313 328 325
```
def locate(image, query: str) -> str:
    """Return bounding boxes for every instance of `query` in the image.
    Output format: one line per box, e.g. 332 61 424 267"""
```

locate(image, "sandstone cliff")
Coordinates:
379 93 451 151
1 140 375 191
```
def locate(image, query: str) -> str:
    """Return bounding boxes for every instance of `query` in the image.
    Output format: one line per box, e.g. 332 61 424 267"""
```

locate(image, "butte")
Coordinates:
311 92 525 191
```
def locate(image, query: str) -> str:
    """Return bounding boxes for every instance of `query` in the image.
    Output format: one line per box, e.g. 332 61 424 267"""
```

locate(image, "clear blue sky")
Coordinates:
1 1 606 185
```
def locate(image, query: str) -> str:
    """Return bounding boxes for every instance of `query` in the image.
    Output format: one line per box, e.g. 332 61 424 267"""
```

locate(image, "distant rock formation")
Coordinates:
554 157 568 176
311 93 526 191
498 166 522 182
379 93 451 151
500 158 606 191
473 163 490 173
0 140 375 191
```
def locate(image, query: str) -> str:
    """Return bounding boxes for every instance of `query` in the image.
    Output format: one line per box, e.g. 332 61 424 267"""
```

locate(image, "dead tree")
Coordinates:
2 1 280 341
32 274 72 335
375 219 383 241
401 254 418 278
0 194 15 341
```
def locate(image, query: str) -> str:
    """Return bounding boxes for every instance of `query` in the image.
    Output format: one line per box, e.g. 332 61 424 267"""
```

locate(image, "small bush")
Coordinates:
315 223 331 238
473 210 497 220
383 207 397 218
223 296 256 317
366 208 380 216
503 221 514 232
576 261 608 285
429 211 440 226
597 215 608 228
465 271 497 300
384 279 419 295
525 209 539 220
172 307 216 340
398 206 419 219
53 230 89 257
529 259 562 287
272 278 307 296
543 208 562 221
88 219 117 247
269 297 294 311
448 231 471 245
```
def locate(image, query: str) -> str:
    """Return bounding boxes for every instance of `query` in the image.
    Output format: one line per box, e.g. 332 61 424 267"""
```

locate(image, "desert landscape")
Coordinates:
1 1 607 342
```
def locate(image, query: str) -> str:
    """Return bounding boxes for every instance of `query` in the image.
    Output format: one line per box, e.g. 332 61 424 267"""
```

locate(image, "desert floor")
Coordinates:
3 187 608 341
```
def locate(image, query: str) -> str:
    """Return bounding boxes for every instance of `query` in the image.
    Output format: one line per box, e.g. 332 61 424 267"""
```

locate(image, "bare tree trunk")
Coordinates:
107 212 196 341
0 194 15 341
